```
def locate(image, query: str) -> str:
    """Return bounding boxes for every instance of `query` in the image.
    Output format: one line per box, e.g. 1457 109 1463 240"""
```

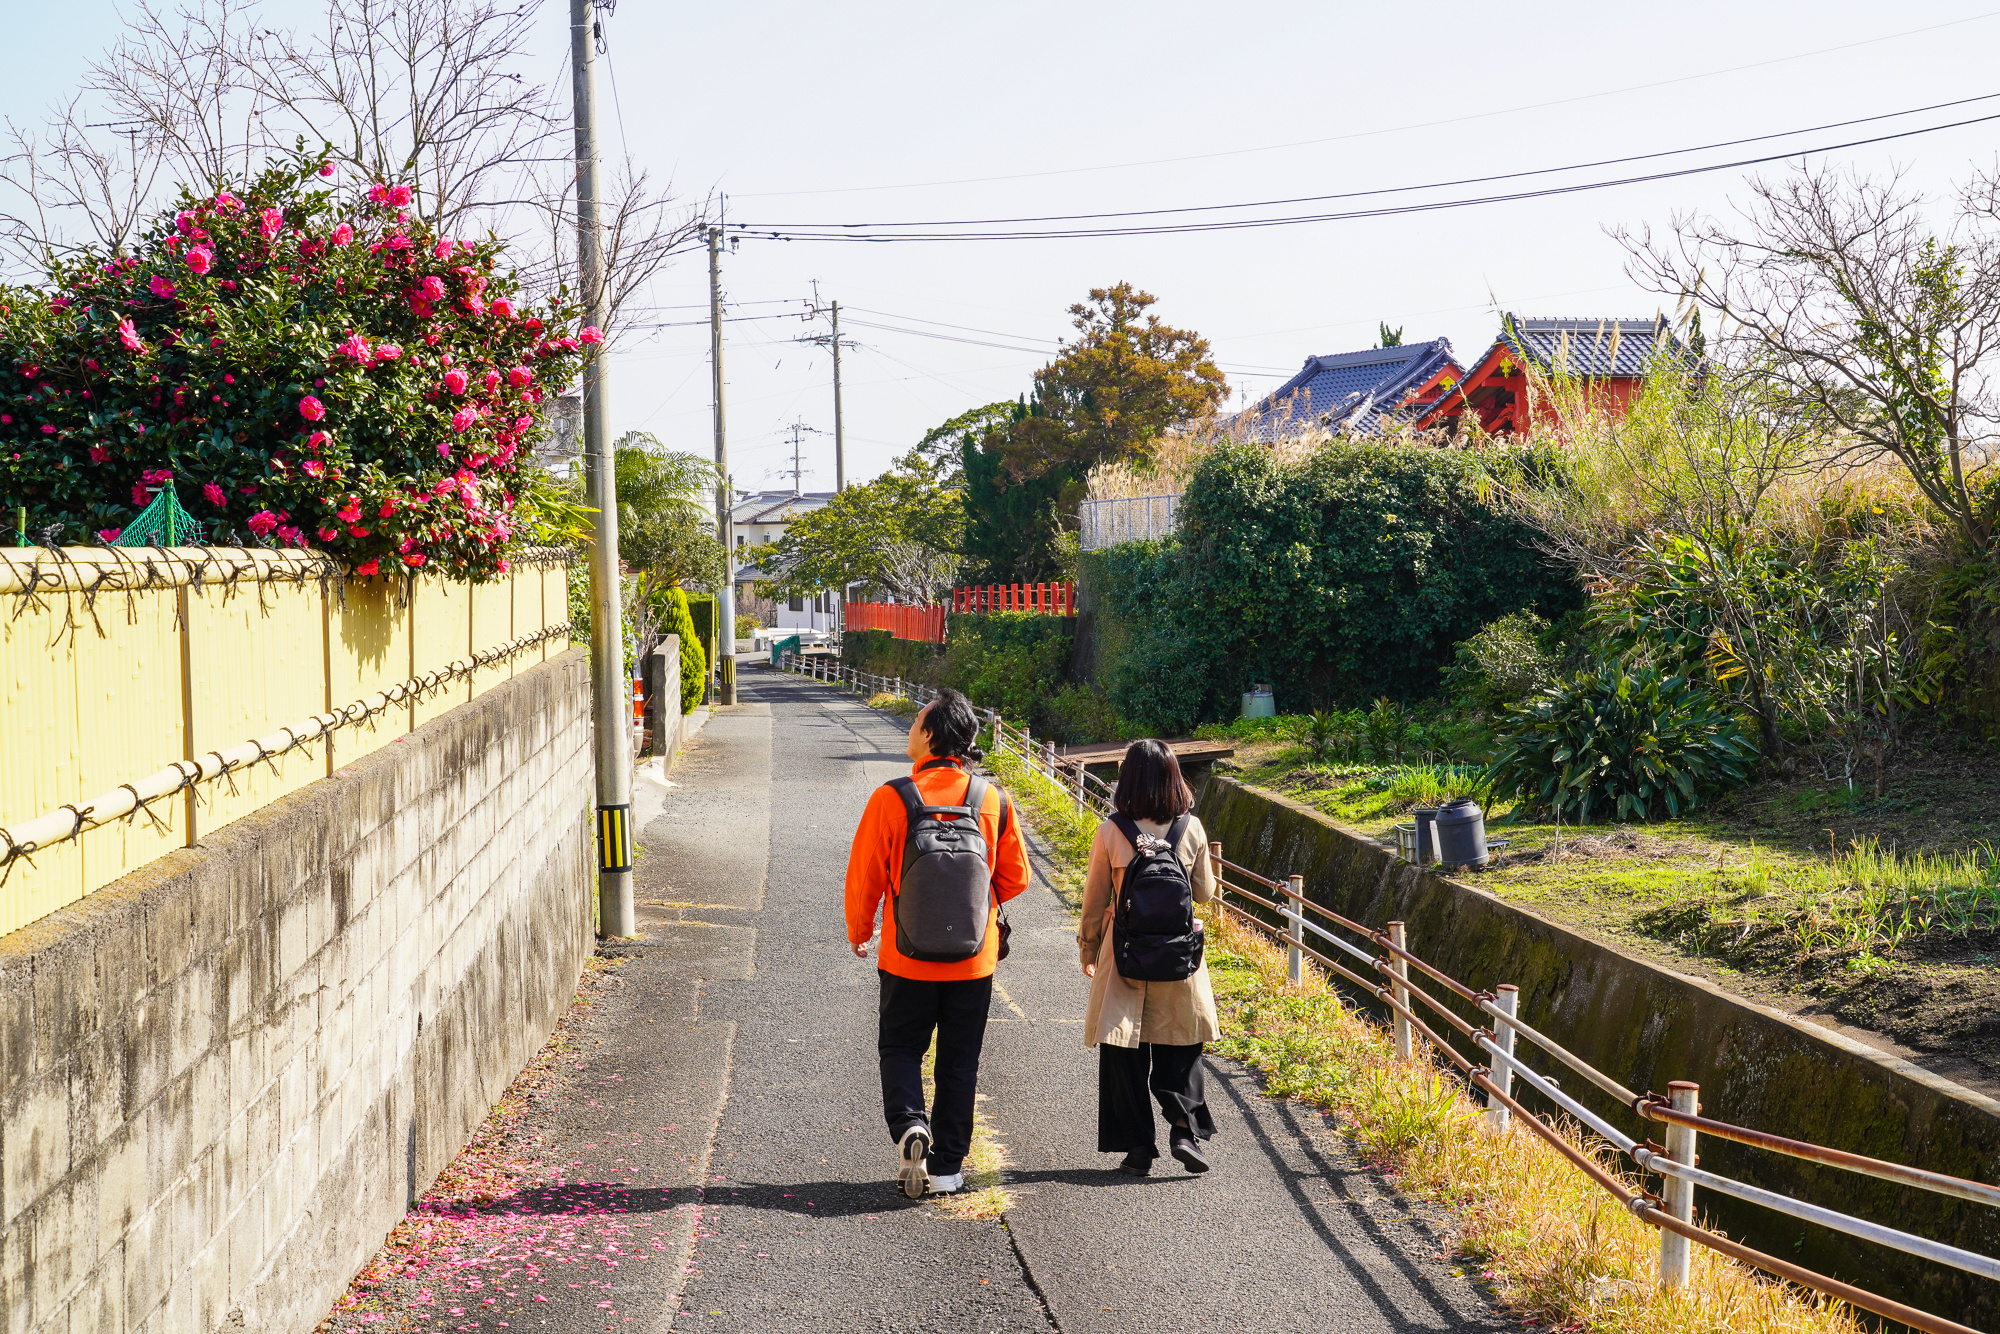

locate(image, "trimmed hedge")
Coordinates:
1084 442 1581 734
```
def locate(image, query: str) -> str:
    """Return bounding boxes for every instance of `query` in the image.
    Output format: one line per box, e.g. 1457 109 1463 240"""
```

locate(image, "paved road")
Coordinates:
631 670 1506 1333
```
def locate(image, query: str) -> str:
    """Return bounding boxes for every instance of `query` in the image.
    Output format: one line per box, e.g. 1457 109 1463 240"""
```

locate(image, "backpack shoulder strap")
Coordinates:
886 777 927 887
961 775 990 827
1165 812 1192 850
1110 812 1147 856
996 790 1014 843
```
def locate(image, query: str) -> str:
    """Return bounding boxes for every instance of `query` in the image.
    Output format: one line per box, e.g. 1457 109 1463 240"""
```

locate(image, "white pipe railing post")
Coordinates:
1387 921 1412 1060
1209 843 1223 911
1285 874 1305 986
1660 1081 1700 1289
1485 984 1519 1131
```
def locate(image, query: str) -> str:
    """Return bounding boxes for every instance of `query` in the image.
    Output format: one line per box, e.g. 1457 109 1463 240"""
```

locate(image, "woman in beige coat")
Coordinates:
1079 739 1219 1176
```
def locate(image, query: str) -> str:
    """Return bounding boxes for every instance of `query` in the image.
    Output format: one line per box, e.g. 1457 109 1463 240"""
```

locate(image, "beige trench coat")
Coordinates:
1079 813 1220 1049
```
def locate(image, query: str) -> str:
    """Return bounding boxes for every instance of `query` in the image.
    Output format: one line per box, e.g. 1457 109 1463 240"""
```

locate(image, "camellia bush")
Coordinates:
0 154 592 578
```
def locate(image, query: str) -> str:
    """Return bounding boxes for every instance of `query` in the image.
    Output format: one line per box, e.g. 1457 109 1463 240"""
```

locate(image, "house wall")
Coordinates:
0 650 594 1333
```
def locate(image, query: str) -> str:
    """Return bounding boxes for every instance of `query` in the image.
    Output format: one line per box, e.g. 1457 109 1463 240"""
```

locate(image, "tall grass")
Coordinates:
985 744 1097 907
1206 909 1864 1334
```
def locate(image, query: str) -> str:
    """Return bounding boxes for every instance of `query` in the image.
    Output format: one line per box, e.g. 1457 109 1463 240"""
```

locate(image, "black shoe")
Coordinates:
1117 1151 1153 1176
1171 1132 1210 1174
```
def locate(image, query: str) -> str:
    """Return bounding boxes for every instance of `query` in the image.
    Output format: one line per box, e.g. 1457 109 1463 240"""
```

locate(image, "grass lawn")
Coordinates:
1214 729 2000 1090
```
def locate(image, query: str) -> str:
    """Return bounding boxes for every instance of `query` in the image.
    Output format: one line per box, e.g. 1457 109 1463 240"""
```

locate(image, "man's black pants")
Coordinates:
878 970 992 1175
1098 1041 1215 1157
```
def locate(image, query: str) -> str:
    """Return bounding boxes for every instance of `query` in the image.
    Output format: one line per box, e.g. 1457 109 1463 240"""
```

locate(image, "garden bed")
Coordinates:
1213 728 2000 1094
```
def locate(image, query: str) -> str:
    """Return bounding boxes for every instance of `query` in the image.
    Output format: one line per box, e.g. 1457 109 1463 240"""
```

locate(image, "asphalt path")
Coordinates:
643 669 1507 1333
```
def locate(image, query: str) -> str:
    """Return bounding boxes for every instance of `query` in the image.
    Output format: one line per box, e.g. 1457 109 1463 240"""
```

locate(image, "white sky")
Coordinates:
11 1 2000 493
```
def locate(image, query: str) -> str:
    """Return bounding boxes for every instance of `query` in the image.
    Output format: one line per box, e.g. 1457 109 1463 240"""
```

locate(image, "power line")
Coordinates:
726 12 2000 199
730 107 2000 243
744 93 2000 232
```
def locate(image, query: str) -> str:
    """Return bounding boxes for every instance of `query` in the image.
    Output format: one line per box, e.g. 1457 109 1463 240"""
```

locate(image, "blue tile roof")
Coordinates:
1225 339 1459 441
1501 315 1674 376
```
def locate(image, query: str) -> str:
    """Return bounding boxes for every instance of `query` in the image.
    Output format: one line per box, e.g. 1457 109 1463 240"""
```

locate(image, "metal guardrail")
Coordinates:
771 650 1997 1334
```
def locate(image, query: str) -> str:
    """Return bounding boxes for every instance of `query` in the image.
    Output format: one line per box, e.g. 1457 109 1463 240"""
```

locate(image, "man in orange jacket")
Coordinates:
845 687 1029 1199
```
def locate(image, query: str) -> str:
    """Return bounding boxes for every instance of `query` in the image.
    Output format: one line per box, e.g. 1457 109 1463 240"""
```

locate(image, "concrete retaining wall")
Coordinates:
0 648 594 1333
1198 775 2000 1328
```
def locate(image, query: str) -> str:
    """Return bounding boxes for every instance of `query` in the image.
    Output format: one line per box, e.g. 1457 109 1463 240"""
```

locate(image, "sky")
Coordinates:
10 0 2000 495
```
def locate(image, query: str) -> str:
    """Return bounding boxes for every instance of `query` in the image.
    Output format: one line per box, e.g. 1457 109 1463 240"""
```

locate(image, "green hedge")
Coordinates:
841 614 1122 744
1083 442 1581 734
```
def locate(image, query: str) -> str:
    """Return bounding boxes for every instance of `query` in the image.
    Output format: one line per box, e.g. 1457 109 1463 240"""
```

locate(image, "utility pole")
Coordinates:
778 420 824 496
571 0 632 938
708 225 737 705
803 295 853 490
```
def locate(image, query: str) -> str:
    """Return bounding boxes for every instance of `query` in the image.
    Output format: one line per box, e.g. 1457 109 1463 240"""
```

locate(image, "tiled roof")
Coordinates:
1224 339 1460 441
1500 315 1674 377
737 491 836 525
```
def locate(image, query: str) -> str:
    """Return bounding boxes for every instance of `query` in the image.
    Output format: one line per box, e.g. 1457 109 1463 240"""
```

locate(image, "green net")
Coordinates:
114 480 207 547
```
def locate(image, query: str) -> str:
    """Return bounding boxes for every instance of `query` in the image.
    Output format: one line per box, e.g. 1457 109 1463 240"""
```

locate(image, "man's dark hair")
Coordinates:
1113 739 1194 822
922 688 984 762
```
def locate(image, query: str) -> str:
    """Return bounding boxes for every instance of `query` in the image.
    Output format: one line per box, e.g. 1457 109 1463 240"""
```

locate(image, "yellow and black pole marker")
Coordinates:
597 804 633 874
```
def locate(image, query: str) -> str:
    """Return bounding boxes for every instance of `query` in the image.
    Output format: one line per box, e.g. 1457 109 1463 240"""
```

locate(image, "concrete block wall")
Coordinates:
0 648 594 1333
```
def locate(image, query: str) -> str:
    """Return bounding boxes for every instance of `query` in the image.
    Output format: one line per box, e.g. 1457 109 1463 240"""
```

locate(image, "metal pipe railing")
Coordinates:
771 651 2000 1331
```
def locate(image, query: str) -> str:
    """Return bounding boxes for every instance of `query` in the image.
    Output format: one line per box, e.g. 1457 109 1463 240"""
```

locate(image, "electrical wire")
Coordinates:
725 11 2000 199
732 106 2000 242
744 93 2000 231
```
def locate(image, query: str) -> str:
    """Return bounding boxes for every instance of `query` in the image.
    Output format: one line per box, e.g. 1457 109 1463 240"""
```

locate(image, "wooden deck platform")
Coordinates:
1054 738 1235 775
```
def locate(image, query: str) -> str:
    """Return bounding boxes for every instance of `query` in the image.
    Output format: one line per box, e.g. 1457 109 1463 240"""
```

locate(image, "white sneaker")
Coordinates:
928 1172 965 1195
897 1125 932 1199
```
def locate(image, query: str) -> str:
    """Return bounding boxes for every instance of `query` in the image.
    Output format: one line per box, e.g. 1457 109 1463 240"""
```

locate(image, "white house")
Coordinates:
728 489 840 634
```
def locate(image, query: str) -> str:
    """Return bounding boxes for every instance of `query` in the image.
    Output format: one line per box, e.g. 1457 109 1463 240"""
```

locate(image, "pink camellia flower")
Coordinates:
213 191 242 212
298 395 326 421
496 558 511 574
246 510 279 536
306 431 331 451
354 558 379 576
419 274 446 302
117 319 144 352
259 208 283 239
97 528 122 542
203 482 227 507
50 296 70 311
580 325 604 345
336 332 371 363
131 484 149 506
337 497 362 523
507 366 532 389
482 369 500 393
512 414 534 433
367 183 390 205
175 210 196 235
89 445 111 463
491 298 514 320
142 468 173 484
443 368 468 395
331 222 355 248
377 498 399 518
318 526 339 542
148 275 176 300
451 406 477 433
374 344 402 362
460 294 486 317
184 246 214 274
40 425 56 435
318 161 335 177
387 183 413 208
435 238 454 260
276 525 305 546
402 551 426 568
436 441 452 458
302 460 326 478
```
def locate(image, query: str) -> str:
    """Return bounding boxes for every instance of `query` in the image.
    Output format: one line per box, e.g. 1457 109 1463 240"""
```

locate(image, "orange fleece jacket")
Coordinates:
844 757 1029 981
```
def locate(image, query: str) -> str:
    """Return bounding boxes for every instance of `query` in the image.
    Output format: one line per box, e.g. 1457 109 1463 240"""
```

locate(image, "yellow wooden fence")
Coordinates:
0 546 575 939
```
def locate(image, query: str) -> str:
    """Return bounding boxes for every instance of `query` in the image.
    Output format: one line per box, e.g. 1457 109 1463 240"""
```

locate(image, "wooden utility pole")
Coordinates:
571 0 633 937
803 295 852 491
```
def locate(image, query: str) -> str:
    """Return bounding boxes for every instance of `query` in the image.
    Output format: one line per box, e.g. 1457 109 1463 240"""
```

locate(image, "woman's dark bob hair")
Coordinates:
1112 739 1194 823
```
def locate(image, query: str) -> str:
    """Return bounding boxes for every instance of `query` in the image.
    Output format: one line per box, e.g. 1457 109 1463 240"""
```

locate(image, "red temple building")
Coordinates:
1410 314 1677 437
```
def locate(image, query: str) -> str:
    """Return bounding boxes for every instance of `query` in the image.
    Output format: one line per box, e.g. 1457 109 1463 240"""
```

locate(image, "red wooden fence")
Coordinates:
843 601 947 643
951 581 1076 615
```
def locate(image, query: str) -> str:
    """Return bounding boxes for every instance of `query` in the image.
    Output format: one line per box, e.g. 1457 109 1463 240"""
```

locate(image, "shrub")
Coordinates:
0 155 588 576
1485 659 1757 822
662 587 706 715
1451 610 1560 710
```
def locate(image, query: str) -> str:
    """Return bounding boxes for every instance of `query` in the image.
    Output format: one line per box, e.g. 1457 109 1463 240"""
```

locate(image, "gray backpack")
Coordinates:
886 766 1011 962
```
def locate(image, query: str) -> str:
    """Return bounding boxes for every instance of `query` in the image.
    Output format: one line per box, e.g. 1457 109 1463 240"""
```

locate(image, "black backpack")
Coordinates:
886 766 1011 962
1110 813 1202 982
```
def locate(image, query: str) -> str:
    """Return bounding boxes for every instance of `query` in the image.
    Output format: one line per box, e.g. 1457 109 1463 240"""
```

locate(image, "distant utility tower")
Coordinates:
801 286 857 490
778 419 826 496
